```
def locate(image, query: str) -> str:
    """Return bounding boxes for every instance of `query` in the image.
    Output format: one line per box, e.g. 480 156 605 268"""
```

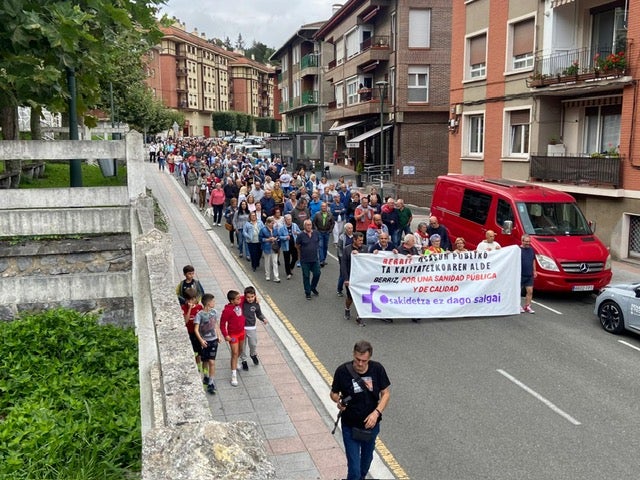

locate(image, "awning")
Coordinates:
329 120 365 132
550 0 575 8
347 125 392 148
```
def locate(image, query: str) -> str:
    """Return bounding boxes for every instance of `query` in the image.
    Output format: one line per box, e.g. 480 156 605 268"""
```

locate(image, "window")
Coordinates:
335 82 344 107
460 189 491 225
281 54 289 72
467 33 487 79
391 12 397 51
390 67 396 105
496 199 514 226
511 18 534 70
407 66 429 103
508 109 530 155
584 104 621 155
336 38 345 65
292 45 300 65
409 9 431 48
465 113 484 155
346 29 359 58
346 78 359 105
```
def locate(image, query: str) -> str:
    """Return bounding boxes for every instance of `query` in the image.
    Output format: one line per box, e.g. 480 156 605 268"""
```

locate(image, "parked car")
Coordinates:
594 282 640 334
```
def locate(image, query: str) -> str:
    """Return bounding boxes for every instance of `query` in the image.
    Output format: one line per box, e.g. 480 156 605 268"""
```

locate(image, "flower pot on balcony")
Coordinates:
547 144 566 156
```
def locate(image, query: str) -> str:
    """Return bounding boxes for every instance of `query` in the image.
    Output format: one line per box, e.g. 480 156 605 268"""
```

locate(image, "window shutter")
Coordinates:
513 19 534 57
469 35 487 65
409 9 431 48
510 110 530 125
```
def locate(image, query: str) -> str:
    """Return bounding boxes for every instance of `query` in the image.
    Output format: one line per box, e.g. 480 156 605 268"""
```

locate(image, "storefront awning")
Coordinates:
346 125 392 148
550 0 575 8
329 120 365 132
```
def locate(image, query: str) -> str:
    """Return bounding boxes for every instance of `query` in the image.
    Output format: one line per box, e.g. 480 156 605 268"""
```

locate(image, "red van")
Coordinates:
430 175 612 292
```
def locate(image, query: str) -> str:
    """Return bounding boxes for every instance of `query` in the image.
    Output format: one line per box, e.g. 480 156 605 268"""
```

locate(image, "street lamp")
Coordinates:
376 80 389 169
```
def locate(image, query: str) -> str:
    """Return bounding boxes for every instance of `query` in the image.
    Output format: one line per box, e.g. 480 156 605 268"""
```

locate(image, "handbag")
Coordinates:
351 426 374 443
224 223 234 232
271 241 280 254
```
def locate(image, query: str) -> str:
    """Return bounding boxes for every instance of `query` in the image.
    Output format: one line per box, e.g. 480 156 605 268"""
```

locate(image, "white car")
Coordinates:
594 282 640 334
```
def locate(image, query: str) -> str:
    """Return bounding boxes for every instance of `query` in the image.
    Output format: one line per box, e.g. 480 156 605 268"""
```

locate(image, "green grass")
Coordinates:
0 309 141 479
18 161 127 188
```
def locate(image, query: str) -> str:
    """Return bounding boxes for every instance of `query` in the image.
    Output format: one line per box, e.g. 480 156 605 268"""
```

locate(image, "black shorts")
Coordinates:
201 338 219 361
521 275 534 288
189 332 202 355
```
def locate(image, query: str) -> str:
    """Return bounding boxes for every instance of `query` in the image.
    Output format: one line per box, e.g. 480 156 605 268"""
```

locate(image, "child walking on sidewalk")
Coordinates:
181 288 204 374
220 290 246 387
194 294 221 394
240 286 268 371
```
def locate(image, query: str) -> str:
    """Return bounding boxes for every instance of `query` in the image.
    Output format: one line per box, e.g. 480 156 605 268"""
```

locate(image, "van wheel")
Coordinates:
598 300 624 334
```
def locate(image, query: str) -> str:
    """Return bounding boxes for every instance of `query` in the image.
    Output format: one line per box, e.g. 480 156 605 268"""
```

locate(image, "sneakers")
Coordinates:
242 360 249 371
306 294 311 300
231 372 238 387
206 382 216 395
523 305 535 314
311 289 319 296
274 279 281 283
287 274 292 280
520 306 525 313
356 317 366 327
251 354 259 365
337 291 344 297
344 309 351 320
202 375 209 385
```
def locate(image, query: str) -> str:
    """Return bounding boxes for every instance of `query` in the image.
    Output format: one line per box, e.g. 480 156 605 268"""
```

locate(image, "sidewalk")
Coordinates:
144 163 394 480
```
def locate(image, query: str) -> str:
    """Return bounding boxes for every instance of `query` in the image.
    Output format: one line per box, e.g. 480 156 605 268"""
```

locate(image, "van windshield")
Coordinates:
517 202 593 236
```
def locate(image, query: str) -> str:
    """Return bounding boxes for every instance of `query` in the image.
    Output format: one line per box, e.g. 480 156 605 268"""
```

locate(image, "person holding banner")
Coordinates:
476 230 501 252
342 232 366 326
397 233 420 256
369 233 397 254
520 234 537 314
424 234 447 255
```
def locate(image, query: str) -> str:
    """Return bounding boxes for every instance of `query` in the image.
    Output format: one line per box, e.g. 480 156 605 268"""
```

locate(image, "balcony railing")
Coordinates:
301 53 319 70
301 90 318 105
360 35 390 51
530 154 622 188
527 43 628 88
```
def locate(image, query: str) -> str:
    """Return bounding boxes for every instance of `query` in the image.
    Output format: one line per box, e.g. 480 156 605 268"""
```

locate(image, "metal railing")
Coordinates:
528 42 628 88
360 35 390 51
301 53 319 70
530 154 622 188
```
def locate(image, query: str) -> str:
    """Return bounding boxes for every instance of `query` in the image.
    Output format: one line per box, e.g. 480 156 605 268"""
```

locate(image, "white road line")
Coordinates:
618 340 640 353
496 369 582 426
531 300 563 315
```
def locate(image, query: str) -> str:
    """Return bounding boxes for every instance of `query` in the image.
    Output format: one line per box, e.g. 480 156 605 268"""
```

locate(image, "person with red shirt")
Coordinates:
181 288 204 373
220 290 246 387
208 181 226 226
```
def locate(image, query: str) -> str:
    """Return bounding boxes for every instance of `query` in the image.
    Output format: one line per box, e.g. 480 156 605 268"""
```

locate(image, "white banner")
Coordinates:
349 246 522 318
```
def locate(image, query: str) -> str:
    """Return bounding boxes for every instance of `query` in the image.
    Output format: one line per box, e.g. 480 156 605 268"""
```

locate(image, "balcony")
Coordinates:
530 154 622 188
176 68 188 76
355 36 390 70
301 53 319 70
326 90 388 120
301 90 319 105
527 43 628 88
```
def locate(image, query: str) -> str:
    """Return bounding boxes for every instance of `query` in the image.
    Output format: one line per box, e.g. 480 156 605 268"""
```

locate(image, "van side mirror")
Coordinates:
589 220 596 233
502 220 513 235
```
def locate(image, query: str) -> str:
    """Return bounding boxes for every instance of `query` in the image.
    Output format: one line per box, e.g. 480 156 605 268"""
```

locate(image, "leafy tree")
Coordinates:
246 41 276 65
0 0 165 186
223 36 233 51
255 117 277 134
212 111 237 133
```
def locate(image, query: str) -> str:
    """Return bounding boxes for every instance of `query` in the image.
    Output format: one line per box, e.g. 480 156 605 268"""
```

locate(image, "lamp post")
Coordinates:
376 80 388 198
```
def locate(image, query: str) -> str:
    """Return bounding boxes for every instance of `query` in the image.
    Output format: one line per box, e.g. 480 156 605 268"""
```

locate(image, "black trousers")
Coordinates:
283 248 298 276
247 242 262 270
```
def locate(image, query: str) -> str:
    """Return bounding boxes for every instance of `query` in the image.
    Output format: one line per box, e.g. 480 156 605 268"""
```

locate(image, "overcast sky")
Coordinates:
160 0 339 50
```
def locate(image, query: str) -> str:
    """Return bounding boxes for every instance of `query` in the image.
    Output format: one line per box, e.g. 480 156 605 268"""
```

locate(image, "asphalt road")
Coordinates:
224 232 640 479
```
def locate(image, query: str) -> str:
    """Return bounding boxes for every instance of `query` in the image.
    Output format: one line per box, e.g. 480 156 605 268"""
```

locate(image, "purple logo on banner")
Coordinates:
362 284 389 313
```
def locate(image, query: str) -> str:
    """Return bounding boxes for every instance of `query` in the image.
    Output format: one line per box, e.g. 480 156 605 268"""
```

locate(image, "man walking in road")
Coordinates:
342 232 367 326
296 219 321 300
331 340 391 480
520 234 537 313
312 202 335 267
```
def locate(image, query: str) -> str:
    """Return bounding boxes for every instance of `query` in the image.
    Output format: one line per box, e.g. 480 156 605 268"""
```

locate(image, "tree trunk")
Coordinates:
0 105 21 188
30 105 42 141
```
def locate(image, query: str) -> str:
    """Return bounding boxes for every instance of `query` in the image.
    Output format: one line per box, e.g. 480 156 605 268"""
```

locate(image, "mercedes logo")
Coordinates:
579 263 589 273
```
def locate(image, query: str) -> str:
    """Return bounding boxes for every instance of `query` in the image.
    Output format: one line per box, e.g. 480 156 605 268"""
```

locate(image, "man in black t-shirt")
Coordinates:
520 234 537 314
330 340 391 480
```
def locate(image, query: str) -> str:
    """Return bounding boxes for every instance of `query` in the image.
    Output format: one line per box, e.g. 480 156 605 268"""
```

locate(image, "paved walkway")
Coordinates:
144 163 394 480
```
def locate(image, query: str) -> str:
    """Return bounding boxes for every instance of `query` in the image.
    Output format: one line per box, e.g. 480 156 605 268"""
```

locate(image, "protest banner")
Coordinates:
349 245 522 318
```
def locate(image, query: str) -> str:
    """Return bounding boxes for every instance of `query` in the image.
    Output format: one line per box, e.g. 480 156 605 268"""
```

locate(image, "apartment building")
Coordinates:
449 0 640 259
146 21 274 137
313 0 452 197
270 22 331 169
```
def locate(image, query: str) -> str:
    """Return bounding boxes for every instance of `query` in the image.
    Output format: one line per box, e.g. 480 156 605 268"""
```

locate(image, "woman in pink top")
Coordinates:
209 182 226 226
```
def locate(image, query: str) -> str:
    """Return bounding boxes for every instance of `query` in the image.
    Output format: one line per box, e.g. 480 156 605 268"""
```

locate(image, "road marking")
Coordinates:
618 340 640 353
496 369 581 426
531 300 563 315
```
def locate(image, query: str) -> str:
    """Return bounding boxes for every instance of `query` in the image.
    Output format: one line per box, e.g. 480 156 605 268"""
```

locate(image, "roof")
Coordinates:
270 21 327 61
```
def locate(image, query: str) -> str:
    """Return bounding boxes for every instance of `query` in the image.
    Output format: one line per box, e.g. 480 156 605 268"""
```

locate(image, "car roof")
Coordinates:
437 174 577 203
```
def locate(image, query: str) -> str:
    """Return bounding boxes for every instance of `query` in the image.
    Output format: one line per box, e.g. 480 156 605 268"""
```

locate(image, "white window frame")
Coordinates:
346 77 359 105
408 9 431 48
507 15 535 73
292 44 301 65
407 65 429 103
281 54 289 72
391 12 397 51
504 108 531 158
463 111 485 157
336 38 345 65
465 30 488 81
293 79 300 99
345 28 359 59
335 82 344 107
